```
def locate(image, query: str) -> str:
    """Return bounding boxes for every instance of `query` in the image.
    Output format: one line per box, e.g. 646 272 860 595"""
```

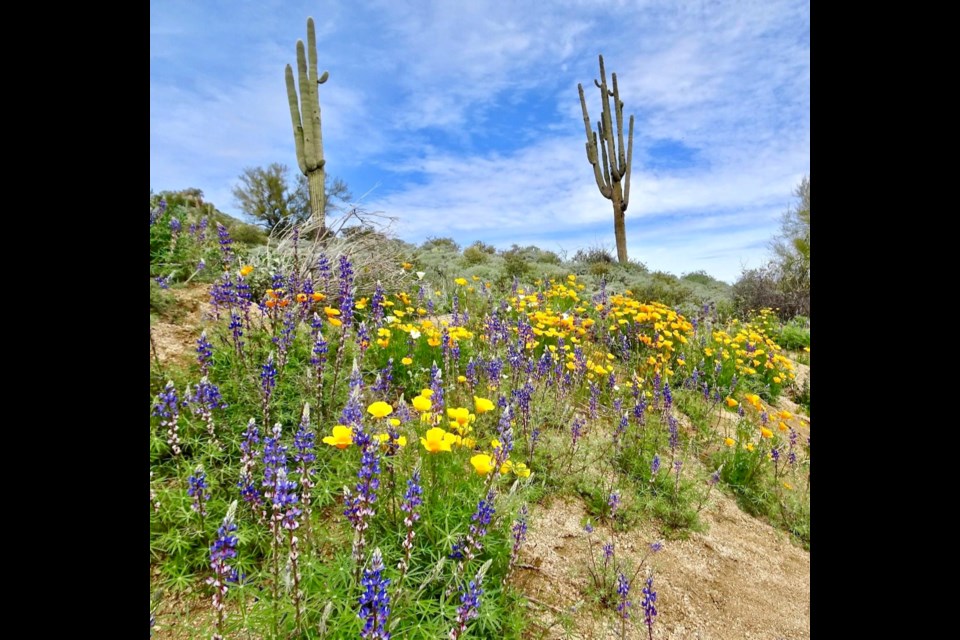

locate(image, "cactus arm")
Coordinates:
579 82 610 196
296 41 317 171
285 64 308 175
613 74 627 175
598 121 612 189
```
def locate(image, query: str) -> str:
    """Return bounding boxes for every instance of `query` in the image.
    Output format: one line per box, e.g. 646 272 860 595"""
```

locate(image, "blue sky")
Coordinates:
151 0 809 284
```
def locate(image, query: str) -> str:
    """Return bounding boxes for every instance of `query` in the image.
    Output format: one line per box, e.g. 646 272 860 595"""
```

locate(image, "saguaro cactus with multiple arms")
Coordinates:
285 17 329 236
578 54 634 264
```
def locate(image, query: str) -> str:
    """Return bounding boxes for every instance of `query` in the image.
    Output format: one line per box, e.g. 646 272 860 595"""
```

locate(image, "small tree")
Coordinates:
232 164 305 232
233 165 353 233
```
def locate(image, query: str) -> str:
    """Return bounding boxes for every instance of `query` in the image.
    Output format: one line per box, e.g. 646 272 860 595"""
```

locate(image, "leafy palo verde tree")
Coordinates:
579 55 635 264
232 164 306 232
285 17 329 236
233 164 353 233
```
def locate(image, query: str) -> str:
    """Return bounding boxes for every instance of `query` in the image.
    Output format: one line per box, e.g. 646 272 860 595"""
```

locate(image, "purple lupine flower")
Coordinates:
641 576 658 633
170 217 182 233
207 501 239 640
429 361 445 410
196 330 214 376
316 253 332 294
588 381 600 420
737 404 745 418
237 419 262 509
185 377 227 442
709 468 722 486
616 572 632 619
337 254 355 328
633 398 647 426
229 312 244 358
187 468 210 519
356 321 371 354
196 258 206 272
370 281 385 327
152 381 181 455
650 454 661 481
571 416 585 448
486 357 503 389
505 504 528 582
603 542 615 560
260 353 278 425
398 469 423 576
450 572 484 640
216 223 234 267
343 382 382 575
668 414 679 454
359 548 391 639
771 447 781 462
293 410 316 537
608 491 621 519
663 380 673 410
760 411 769 426
154 275 171 289
584 520 594 534
372 359 393 396
493 407 514 467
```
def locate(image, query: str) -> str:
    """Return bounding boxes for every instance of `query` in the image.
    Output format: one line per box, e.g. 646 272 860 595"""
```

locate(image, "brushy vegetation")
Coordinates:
150 194 810 638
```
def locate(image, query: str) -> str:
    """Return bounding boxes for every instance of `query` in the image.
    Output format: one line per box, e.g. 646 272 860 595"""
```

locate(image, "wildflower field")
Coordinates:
150 198 810 639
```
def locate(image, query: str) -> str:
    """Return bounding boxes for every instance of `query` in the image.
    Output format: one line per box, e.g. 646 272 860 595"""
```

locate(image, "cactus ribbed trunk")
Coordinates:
578 54 634 264
611 187 627 264
286 17 329 238
308 171 324 232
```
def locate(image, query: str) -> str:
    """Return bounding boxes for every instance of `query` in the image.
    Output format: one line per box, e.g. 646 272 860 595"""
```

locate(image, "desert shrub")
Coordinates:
469 240 497 254
229 222 268 246
502 248 531 279
462 245 490 265
420 236 460 252
573 245 615 265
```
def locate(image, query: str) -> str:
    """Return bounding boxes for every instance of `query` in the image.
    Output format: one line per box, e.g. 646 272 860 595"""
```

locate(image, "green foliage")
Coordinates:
734 177 810 320
462 244 491 266
420 236 461 253
232 163 306 232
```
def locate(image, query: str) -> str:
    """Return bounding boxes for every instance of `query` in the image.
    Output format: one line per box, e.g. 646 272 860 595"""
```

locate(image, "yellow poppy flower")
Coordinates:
725 397 738 408
412 395 432 413
401 357 413 366
239 265 254 277
322 425 353 449
512 462 531 478
746 443 755 452
421 427 456 453
367 401 394 419
296 293 308 303
473 395 495 414
311 292 326 302
470 454 495 475
457 375 467 383
454 277 468 286
724 437 735 447
324 306 340 317
760 427 773 439
328 317 343 327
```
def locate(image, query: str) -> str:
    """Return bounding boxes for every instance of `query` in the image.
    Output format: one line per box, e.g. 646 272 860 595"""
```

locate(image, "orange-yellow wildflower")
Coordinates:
367 401 394 419
421 427 457 453
470 453 495 475
322 425 353 449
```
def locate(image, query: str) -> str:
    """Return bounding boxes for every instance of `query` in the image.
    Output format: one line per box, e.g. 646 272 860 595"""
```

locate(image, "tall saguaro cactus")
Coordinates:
578 54 634 264
285 17 329 236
